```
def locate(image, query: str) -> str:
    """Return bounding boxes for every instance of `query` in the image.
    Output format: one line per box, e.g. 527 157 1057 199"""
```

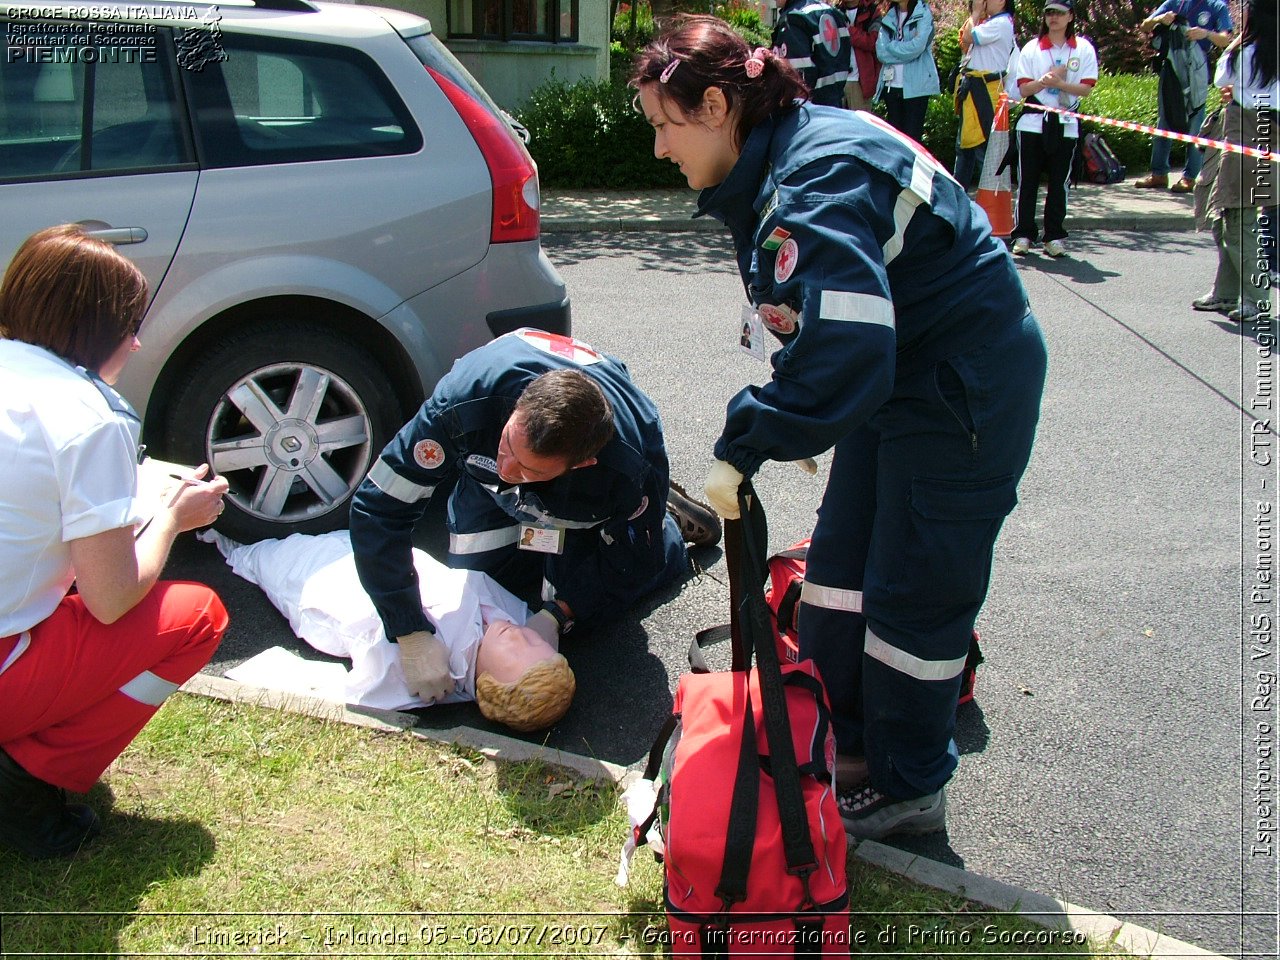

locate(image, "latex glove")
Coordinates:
396 630 453 703
793 457 819 476
704 459 744 520
527 608 561 650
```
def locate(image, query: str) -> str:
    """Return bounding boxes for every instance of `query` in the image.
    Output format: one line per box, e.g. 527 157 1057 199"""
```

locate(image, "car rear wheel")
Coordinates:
162 323 401 543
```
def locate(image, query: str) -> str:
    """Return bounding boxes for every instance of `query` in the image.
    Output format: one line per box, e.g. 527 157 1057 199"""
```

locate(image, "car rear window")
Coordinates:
184 33 422 167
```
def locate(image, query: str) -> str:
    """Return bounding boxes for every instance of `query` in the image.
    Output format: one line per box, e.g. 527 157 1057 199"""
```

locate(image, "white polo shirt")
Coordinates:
0 339 143 641
966 12 1015 74
1014 34 1099 137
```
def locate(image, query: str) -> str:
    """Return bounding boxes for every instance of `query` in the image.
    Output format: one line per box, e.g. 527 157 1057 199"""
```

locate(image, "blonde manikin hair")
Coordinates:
475 655 576 733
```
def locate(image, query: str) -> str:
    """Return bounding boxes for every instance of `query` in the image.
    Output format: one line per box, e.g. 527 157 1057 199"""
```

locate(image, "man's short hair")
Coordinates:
0 224 148 371
475 654 577 732
515 369 615 466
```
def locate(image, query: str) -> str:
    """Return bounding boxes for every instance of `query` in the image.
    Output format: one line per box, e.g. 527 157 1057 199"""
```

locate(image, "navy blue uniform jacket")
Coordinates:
697 105 1030 476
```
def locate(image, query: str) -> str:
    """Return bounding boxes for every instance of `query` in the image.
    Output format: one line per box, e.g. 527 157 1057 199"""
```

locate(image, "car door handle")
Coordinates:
81 226 149 244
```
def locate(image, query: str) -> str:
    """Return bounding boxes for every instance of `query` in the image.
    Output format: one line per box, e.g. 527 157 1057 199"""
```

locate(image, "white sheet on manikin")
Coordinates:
201 529 530 712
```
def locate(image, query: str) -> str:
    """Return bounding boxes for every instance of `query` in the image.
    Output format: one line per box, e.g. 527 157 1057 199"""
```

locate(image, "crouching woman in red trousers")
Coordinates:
0 225 229 859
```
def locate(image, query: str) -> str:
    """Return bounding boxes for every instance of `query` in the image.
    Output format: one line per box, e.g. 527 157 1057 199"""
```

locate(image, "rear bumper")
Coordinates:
487 296 571 337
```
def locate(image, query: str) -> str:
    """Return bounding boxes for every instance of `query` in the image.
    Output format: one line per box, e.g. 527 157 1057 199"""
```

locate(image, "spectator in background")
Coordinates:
1191 0 1278 323
1009 0 1098 258
875 0 941 140
772 0 853 107
954 0 1018 190
1133 0 1233 192
840 0 883 110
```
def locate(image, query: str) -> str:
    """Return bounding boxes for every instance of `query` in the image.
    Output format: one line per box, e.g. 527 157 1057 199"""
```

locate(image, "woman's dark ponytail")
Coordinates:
630 14 809 149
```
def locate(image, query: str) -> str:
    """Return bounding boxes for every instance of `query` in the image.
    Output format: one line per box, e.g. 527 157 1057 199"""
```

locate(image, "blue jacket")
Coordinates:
1153 0 1232 57
772 0 853 107
696 105 1029 477
874 1 941 100
349 330 674 636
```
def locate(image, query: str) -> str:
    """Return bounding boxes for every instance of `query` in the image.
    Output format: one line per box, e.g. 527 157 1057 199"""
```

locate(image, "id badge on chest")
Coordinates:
518 524 565 555
737 303 768 363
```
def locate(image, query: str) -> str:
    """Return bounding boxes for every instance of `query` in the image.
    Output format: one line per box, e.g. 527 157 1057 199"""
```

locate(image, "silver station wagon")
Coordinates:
0 0 570 541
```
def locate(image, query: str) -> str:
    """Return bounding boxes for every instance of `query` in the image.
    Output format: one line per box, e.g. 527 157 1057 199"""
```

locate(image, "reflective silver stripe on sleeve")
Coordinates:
820 290 895 329
813 72 851 88
541 578 557 603
449 525 521 555
787 57 815 68
368 458 436 504
0 631 30 677
120 670 180 706
800 580 864 613
882 154 935 264
864 626 969 681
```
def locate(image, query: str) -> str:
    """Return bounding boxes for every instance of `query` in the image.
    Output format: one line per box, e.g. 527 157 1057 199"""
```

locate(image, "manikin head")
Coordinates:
474 618 576 732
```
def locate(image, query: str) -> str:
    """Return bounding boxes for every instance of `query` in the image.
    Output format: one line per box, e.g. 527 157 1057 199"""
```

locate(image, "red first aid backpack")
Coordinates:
763 538 985 707
633 488 850 956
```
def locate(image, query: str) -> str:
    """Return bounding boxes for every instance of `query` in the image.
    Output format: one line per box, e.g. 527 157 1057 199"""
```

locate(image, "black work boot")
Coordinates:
0 747 99 859
666 481 722 548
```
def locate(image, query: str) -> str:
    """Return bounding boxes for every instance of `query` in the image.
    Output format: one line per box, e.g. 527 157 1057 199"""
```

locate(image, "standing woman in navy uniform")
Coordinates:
632 16 1048 840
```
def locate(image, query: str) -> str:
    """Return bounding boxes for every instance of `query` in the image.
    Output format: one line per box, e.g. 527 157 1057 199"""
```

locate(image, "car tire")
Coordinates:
162 322 401 544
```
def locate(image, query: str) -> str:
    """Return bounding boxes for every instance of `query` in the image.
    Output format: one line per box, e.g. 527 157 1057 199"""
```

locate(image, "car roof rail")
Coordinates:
245 0 318 12
231 0 319 11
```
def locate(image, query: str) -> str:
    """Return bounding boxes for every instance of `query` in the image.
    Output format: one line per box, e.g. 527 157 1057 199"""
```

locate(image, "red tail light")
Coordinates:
426 67 540 244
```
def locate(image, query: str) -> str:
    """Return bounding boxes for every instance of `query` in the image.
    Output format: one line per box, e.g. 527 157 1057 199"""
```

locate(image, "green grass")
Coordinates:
1 695 1130 956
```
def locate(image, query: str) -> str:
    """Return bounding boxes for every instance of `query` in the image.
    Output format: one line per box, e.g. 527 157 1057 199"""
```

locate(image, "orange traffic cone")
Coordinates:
975 95 1015 239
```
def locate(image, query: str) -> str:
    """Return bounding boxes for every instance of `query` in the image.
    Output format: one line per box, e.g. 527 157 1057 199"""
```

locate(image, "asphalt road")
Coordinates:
185 228 1274 955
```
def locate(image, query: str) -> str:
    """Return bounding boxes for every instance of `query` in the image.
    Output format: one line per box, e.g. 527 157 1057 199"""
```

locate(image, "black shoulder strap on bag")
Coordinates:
736 486 820 890
686 510 755 673
711 485 822 918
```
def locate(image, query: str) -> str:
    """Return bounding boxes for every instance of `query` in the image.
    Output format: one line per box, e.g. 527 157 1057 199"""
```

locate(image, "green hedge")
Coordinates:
519 77 686 189
519 70 1212 188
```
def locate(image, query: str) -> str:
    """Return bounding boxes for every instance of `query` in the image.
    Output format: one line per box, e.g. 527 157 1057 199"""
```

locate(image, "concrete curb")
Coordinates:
542 214 1195 235
182 671 1226 960
1064 214 1196 233
853 841 1229 960
541 216 720 234
181 673 629 784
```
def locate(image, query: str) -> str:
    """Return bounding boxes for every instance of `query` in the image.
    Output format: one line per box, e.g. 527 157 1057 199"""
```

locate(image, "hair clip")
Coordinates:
659 59 680 83
744 47 770 78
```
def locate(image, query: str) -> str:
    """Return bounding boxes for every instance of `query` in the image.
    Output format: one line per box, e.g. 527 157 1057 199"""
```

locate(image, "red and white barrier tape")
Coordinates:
1016 99 1279 163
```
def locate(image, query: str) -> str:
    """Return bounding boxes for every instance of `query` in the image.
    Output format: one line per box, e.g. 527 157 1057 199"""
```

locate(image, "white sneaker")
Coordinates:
1192 293 1236 313
838 785 947 840
1043 239 1066 258
1011 237 1032 255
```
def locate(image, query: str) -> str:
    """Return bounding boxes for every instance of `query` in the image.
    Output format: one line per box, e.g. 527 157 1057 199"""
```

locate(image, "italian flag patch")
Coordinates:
761 227 791 251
